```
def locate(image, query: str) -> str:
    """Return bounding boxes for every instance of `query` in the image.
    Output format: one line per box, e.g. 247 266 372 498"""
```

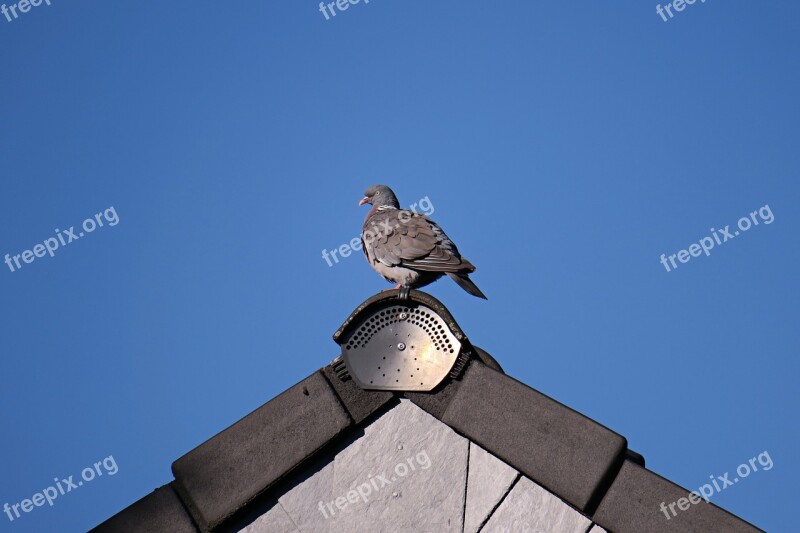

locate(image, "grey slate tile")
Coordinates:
329 399 469 533
593 460 763 533
463 443 519 533
232 399 470 533
90 484 197 533
441 361 627 513
172 371 352 531
321 364 395 424
482 477 591 533
278 460 334 533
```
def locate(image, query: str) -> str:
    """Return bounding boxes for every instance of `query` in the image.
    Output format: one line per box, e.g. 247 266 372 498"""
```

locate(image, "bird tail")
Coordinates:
446 272 488 300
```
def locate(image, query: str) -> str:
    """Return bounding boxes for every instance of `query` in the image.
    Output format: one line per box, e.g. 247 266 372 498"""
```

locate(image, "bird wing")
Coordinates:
363 209 473 273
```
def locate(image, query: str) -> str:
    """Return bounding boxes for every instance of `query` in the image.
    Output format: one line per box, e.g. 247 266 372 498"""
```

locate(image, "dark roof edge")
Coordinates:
89 482 198 533
437 359 629 513
333 289 470 345
93 356 762 532
594 459 764 533
91 281 762 533
171 370 353 530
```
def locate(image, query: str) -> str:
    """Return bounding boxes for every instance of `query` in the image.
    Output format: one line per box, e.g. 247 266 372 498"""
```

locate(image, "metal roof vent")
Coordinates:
332 289 472 392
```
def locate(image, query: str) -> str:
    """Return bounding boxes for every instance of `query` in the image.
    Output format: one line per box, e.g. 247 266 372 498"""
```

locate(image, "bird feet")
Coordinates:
382 284 403 292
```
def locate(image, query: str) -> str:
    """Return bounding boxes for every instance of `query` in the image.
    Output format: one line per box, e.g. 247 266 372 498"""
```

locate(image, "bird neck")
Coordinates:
365 204 396 222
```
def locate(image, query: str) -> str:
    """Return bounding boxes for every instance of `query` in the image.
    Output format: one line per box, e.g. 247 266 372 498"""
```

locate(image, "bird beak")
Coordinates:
359 196 370 206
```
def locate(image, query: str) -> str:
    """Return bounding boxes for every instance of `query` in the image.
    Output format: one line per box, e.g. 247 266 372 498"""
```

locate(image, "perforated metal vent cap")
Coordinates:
334 291 467 392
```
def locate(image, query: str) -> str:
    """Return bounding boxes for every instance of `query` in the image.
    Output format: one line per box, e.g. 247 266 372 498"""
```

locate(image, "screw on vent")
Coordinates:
340 303 462 392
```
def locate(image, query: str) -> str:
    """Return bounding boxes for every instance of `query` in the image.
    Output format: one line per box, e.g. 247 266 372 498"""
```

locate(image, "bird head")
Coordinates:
359 185 400 208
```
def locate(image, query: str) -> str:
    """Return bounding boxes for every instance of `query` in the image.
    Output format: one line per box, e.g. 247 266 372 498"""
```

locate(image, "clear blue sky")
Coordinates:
1 1 797 531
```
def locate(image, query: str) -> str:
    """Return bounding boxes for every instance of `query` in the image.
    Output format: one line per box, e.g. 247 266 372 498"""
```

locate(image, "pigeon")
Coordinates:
359 185 487 299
